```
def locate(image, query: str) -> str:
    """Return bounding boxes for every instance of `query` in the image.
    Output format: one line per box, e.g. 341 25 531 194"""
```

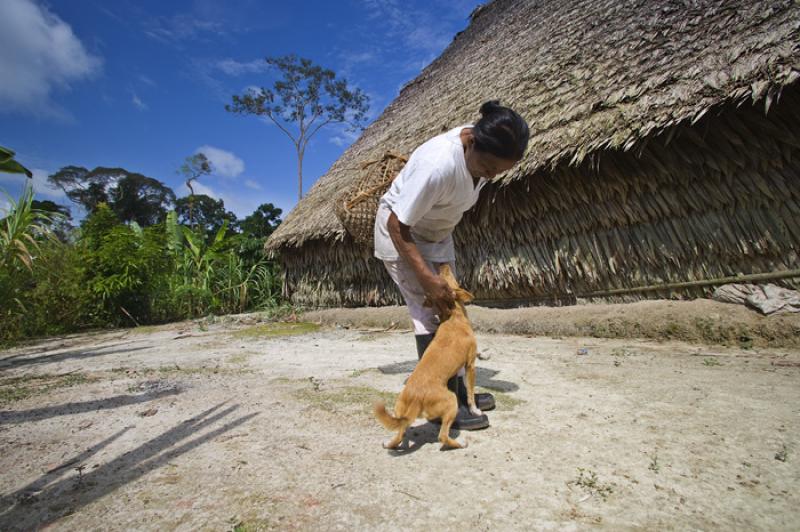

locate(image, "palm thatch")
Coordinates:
268 0 800 307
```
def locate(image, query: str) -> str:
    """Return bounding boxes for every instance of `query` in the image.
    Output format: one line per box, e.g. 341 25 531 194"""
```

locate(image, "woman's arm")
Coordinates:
387 210 454 318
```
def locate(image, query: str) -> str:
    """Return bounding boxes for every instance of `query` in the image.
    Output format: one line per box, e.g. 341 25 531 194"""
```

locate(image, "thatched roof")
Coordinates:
269 0 800 249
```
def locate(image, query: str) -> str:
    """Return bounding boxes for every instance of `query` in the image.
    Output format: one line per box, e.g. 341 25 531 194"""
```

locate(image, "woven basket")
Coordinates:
334 150 408 247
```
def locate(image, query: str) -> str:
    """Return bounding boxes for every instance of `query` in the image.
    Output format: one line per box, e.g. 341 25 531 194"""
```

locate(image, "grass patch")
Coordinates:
703 357 722 367
227 353 251 365
129 324 164 335
477 387 524 411
231 322 320 339
0 372 94 404
570 468 614 501
233 521 273 532
293 383 394 416
355 332 392 342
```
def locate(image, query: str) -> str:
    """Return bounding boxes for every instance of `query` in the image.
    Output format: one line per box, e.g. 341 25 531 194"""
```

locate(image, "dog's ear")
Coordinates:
438 263 453 277
455 288 474 304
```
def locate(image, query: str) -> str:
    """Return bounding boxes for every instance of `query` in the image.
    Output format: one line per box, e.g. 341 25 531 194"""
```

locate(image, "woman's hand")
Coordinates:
387 210 455 318
422 274 455 320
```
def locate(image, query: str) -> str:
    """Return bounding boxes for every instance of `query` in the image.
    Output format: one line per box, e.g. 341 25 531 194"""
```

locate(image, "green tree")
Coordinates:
174 194 238 240
111 172 176 226
32 200 74 241
178 153 212 229
226 54 370 201
239 202 282 238
48 166 175 225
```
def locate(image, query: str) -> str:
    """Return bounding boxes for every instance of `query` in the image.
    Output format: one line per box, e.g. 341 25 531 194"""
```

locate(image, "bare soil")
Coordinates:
0 305 798 530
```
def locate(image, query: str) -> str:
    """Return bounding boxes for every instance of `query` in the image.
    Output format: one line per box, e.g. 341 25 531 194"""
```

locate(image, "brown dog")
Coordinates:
374 264 481 450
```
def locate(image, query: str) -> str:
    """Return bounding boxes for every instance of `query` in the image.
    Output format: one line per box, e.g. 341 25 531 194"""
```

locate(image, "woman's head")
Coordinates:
464 100 529 179
472 101 529 161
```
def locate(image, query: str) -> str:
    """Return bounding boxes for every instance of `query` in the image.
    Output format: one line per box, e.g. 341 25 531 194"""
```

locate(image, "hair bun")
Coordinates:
479 100 502 117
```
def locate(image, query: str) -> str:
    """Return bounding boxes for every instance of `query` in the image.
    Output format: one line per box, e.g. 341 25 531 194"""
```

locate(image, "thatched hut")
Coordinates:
267 0 800 308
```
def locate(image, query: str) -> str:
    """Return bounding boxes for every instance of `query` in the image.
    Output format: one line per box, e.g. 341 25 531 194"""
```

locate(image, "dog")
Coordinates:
374 264 481 450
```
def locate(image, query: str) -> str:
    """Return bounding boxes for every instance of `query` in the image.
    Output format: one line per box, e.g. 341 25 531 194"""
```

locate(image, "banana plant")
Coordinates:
0 146 32 178
1 182 59 271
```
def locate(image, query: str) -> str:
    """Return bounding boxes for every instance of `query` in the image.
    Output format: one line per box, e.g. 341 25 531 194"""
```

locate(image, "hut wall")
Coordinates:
280 90 800 307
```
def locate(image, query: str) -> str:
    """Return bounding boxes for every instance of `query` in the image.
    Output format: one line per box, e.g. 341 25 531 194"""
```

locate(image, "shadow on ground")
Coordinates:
377 360 519 392
0 341 152 370
0 403 257 531
386 422 462 456
0 387 182 425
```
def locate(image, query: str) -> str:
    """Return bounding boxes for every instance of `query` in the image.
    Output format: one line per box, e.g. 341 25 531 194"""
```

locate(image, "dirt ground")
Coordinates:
0 306 798 531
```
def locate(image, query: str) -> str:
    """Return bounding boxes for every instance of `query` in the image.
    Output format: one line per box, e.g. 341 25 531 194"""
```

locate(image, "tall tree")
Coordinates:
239 203 282 238
48 167 175 226
226 55 370 201
178 153 212 230
174 194 237 239
111 172 176 226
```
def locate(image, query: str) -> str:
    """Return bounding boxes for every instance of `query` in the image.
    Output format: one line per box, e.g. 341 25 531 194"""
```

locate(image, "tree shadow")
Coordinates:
0 387 182 425
0 403 258 530
377 360 518 392
0 341 152 370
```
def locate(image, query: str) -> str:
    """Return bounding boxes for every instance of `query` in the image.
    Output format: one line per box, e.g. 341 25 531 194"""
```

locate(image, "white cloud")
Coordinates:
30 168 68 201
361 0 453 55
145 13 225 43
329 127 360 147
0 168 71 215
196 145 244 178
0 0 101 117
216 58 268 76
179 181 254 219
244 179 262 191
0 196 10 216
132 93 148 110
138 74 156 87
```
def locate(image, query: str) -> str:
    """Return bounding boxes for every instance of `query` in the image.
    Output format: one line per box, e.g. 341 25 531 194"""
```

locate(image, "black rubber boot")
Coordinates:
446 376 490 430
415 333 436 360
457 376 496 412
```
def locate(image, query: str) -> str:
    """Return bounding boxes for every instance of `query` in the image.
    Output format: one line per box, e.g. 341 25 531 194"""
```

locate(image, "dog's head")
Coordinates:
438 264 474 304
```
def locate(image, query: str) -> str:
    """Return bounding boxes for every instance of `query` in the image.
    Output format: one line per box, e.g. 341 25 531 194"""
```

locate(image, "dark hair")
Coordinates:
472 100 529 160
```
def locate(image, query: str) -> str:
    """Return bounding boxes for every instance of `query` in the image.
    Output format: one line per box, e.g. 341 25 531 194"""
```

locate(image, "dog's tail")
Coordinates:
374 401 405 430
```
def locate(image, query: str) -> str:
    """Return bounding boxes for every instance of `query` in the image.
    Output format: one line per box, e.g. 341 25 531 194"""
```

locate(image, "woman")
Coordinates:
374 100 530 429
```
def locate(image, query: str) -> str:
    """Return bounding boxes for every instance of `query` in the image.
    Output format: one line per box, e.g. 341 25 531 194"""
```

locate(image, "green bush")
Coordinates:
0 196 287 346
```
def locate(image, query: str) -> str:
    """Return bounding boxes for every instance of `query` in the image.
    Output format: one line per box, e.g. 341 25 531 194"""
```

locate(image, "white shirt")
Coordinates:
373 125 487 262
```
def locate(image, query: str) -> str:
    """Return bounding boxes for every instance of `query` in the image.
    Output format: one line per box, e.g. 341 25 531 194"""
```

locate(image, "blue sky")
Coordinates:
0 0 482 221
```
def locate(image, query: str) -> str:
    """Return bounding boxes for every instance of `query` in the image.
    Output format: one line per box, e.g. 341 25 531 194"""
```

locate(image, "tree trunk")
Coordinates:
297 150 304 201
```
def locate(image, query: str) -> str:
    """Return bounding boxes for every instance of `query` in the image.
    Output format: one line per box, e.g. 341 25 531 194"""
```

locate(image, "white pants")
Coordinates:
382 259 456 335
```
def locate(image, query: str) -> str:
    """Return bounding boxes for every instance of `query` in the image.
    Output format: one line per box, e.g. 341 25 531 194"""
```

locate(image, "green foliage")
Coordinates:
239 202 282 238
1 183 60 271
174 194 237 238
0 185 72 343
48 166 175 225
0 145 32 177
0 184 287 345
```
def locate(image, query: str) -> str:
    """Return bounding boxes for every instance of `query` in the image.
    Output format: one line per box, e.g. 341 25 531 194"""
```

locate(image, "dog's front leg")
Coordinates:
465 347 482 416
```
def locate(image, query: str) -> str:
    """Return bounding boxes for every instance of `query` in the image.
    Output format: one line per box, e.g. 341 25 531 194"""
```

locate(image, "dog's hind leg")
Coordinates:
383 399 420 449
437 392 465 449
383 421 411 449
